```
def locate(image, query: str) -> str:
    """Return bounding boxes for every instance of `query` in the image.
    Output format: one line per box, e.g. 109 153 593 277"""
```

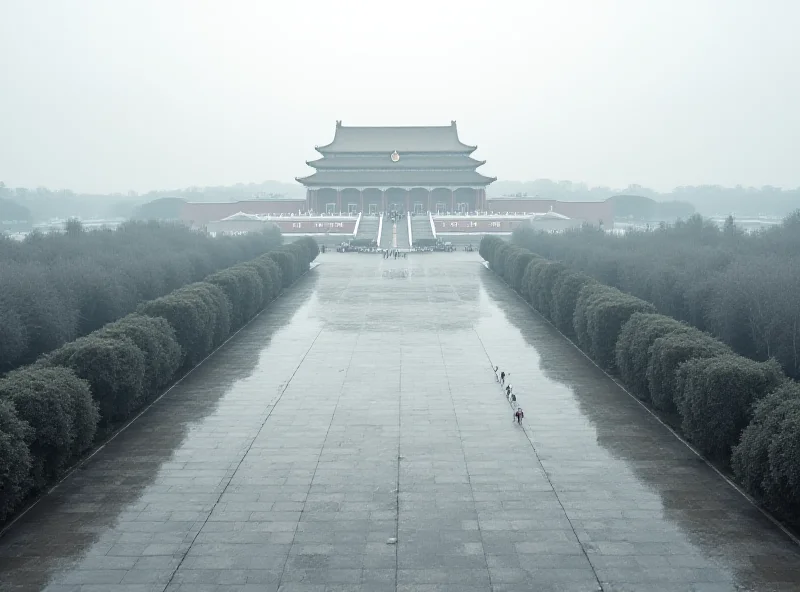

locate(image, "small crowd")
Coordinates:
494 366 524 425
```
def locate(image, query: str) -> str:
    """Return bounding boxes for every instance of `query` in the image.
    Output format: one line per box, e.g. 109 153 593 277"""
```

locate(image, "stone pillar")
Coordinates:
427 189 432 212
405 190 410 213
359 189 364 213
336 190 341 213
381 189 386 213
450 189 454 213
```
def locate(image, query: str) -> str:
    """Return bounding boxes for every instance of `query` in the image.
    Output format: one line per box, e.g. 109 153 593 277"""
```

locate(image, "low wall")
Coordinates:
432 216 532 233
486 198 612 225
207 217 356 236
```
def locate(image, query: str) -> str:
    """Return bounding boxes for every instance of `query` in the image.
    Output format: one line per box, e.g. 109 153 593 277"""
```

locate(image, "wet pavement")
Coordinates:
1 252 799 592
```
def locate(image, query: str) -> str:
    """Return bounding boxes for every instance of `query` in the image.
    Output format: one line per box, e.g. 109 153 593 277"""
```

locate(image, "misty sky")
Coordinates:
1 0 799 195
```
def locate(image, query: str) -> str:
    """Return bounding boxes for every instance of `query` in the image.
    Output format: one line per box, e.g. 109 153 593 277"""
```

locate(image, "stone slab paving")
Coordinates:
1 252 800 592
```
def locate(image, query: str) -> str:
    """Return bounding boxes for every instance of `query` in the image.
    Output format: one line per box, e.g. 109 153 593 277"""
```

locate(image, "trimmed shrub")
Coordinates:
526 260 552 313
646 331 731 412
0 367 97 490
206 266 262 329
267 251 297 286
551 271 594 339
96 315 182 401
675 355 784 460
615 313 692 401
766 406 800 521
531 261 568 320
501 246 528 286
181 282 232 349
589 288 655 371
260 257 283 297
519 260 535 302
732 382 800 509
0 399 32 522
296 236 320 262
573 283 655 369
509 251 537 293
239 258 277 307
42 335 146 428
138 283 222 367
479 235 504 262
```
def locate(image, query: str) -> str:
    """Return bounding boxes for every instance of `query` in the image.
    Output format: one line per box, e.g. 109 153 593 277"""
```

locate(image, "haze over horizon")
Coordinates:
2 0 798 195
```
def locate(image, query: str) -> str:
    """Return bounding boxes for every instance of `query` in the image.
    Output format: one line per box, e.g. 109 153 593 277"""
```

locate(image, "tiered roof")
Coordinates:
296 121 496 188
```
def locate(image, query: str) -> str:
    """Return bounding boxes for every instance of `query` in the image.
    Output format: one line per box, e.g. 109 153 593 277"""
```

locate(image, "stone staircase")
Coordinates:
396 214 411 249
379 221 395 248
411 214 436 244
355 215 379 243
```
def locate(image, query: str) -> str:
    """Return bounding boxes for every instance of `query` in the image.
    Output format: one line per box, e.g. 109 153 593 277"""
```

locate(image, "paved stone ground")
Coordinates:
2 252 800 592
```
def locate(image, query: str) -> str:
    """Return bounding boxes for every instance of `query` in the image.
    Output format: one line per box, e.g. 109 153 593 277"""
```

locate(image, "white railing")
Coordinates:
407 212 413 248
352 211 362 238
429 211 437 240
377 215 384 246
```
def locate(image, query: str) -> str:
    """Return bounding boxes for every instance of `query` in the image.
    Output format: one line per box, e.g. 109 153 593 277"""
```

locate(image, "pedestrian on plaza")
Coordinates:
510 393 517 408
506 385 511 398
494 366 499 381
514 407 524 424
500 371 505 385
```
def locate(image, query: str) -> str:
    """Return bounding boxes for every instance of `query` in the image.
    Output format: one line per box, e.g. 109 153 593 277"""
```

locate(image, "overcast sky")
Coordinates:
1 0 798 194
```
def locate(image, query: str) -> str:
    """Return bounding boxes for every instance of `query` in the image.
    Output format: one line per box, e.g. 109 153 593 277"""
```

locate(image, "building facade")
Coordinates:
296 121 496 214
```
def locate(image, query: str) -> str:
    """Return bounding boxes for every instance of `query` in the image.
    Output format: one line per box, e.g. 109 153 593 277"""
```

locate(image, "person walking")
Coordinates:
505 385 511 398
500 371 505 385
514 407 524 424
510 393 517 409
494 366 499 382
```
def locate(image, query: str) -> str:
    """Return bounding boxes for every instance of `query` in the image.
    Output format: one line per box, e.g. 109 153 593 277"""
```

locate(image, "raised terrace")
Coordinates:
2 252 799 591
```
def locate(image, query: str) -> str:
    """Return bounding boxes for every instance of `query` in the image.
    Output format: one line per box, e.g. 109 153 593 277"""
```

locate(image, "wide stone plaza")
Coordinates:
1 252 800 592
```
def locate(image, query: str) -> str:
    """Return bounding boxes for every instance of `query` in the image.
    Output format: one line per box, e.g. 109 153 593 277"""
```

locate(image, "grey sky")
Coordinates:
1 0 798 194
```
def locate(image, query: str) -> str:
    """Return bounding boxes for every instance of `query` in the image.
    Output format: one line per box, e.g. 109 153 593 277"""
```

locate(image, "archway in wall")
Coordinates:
316 188 337 214
362 188 382 214
454 187 478 213
341 188 361 214
408 188 429 214
385 187 407 214
430 188 452 213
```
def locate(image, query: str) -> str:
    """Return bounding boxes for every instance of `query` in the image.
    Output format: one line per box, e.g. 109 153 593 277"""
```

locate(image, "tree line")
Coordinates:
0 180 303 221
491 180 799 217
0 236 318 523
0 221 284 373
480 234 800 528
512 213 800 379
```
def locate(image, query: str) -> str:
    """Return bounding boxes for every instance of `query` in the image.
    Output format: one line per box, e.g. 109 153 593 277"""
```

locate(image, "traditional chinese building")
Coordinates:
296 121 496 214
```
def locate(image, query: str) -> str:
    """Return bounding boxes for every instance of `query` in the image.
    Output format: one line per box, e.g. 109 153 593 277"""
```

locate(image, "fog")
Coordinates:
1 0 799 195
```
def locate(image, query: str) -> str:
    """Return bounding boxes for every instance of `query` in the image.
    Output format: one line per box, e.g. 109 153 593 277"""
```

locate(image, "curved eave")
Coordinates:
295 175 497 187
306 157 488 170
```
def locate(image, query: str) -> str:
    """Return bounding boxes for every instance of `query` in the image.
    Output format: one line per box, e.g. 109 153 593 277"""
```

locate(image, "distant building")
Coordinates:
175 122 613 230
296 121 496 214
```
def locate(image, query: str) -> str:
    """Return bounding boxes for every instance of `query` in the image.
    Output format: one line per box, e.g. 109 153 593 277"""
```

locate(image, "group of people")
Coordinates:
495 366 524 424
383 249 407 259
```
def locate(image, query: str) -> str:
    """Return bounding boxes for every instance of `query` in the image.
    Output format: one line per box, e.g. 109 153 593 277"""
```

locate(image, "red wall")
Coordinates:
207 219 355 235
273 220 356 234
182 200 306 225
486 199 612 225
433 218 530 232
181 198 613 227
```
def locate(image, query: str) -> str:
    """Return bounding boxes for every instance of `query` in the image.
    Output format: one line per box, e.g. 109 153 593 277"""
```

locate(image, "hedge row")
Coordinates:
0 237 318 523
0 221 285 372
480 236 800 525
